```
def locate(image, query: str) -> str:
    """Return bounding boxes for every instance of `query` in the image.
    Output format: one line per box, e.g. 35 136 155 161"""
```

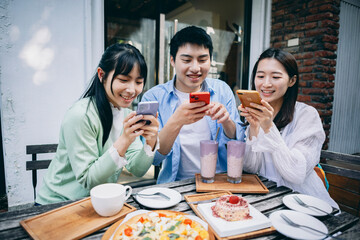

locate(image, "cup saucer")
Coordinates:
134 187 181 209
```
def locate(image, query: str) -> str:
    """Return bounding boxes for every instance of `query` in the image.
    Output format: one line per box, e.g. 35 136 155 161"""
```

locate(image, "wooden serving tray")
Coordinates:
20 197 136 240
185 191 276 240
196 173 269 193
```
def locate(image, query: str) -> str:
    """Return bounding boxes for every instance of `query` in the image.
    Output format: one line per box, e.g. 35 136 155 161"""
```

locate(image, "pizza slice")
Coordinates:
113 210 209 240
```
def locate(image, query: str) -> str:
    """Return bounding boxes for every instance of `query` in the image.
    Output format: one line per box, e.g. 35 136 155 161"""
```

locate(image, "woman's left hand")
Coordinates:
139 113 160 150
245 100 274 133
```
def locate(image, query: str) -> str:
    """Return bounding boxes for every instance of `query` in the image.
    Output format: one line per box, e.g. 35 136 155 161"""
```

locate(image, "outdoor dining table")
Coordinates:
0 175 359 239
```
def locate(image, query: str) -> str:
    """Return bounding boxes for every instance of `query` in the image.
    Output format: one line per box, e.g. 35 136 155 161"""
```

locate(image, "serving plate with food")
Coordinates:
197 195 272 237
104 210 209 240
185 191 275 239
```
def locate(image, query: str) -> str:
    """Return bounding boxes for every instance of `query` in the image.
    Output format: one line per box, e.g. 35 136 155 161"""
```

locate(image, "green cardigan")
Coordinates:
36 98 154 204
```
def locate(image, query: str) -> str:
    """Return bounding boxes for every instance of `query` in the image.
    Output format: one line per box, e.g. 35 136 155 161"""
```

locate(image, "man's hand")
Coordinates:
158 101 211 155
172 101 211 126
206 102 231 124
207 102 236 139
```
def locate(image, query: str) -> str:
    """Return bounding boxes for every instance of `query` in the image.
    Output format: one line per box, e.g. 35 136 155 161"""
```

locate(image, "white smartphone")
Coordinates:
136 101 159 125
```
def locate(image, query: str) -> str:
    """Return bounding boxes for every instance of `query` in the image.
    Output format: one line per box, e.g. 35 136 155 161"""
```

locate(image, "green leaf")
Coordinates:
166 225 176 231
143 237 152 240
138 228 150 236
175 221 181 226
168 233 180 239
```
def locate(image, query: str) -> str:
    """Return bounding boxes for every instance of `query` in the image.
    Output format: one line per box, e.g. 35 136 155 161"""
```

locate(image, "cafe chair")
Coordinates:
26 144 58 201
25 144 161 200
320 150 360 181
320 150 360 216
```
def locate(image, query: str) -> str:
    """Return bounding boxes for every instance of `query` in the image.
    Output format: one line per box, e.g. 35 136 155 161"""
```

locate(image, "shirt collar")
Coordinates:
109 102 122 117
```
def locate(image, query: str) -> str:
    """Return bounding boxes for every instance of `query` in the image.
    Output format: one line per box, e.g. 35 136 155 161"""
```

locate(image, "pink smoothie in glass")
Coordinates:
200 140 218 183
227 140 245 183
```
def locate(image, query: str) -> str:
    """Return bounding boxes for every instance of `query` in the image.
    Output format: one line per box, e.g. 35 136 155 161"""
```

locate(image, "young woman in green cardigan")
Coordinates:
36 43 159 205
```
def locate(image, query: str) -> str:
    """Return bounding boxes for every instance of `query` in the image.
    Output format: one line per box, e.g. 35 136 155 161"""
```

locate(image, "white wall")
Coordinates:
249 0 271 87
0 0 104 207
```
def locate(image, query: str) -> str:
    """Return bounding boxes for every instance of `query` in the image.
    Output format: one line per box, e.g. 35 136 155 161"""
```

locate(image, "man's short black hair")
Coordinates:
170 26 213 60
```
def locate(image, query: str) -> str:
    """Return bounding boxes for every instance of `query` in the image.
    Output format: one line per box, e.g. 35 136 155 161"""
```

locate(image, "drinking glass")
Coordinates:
200 140 218 183
227 140 246 183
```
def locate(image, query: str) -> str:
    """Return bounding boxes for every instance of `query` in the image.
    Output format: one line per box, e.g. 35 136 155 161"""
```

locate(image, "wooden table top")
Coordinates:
0 176 358 239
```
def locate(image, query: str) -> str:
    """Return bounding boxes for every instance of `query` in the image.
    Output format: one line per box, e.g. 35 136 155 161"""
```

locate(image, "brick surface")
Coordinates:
320 19 340 28
298 95 311 102
270 0 340 146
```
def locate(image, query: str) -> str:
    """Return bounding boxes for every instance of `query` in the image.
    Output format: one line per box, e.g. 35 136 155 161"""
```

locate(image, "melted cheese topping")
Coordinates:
115 212 209 240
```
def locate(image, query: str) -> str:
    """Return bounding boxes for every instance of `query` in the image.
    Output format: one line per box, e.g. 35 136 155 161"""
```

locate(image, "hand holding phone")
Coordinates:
189 92 210 105
236 90 262 108
136 101 159 125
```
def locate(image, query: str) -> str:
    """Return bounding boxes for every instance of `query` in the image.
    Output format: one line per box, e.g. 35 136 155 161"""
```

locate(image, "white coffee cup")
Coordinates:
90 183 132 217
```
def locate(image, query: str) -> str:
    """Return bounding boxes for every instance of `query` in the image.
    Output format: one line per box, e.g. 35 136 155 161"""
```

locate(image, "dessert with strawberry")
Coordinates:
211 195 252 221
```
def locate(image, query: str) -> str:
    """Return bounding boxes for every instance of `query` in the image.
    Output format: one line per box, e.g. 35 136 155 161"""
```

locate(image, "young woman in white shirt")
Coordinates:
238 48 338 208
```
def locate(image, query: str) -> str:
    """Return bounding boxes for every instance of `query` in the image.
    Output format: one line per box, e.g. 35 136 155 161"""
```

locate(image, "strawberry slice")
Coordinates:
228 195 240 204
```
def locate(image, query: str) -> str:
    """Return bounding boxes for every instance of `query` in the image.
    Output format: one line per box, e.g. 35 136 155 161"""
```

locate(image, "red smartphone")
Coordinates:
189 92 210 105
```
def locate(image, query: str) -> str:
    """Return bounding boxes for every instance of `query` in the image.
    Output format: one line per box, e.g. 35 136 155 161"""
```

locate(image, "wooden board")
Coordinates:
196 174 269 193
184 191 276 240
20 197 136 240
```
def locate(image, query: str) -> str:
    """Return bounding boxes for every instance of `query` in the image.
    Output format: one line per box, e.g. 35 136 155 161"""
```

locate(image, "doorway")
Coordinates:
104 0 251 183
105 0 251 94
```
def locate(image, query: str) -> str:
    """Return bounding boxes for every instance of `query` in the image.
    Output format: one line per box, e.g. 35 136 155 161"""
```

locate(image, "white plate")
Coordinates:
283 194 332 216
109 210 208 240
197 202 272 237
269 210 328 240
135 187 182 209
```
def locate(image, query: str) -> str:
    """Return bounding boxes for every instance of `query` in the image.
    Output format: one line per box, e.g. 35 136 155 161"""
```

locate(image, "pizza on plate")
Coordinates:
113 210 209 240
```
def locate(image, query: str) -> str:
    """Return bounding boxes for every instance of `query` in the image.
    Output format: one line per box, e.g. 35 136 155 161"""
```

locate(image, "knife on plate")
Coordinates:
187 197 220 205
187 194 243 205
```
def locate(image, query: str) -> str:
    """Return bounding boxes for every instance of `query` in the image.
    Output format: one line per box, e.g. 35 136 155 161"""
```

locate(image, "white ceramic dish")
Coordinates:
197 202 272 237
269 210 328 240
109 210 208 240
283 194 332 216
135 187 182 209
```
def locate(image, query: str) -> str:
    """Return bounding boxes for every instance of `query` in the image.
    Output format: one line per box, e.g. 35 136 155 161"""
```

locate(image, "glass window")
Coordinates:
105 0 250 184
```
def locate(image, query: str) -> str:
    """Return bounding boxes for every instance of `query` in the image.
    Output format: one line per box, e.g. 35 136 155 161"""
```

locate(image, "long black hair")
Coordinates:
83 43 147 146
251 48 299 130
